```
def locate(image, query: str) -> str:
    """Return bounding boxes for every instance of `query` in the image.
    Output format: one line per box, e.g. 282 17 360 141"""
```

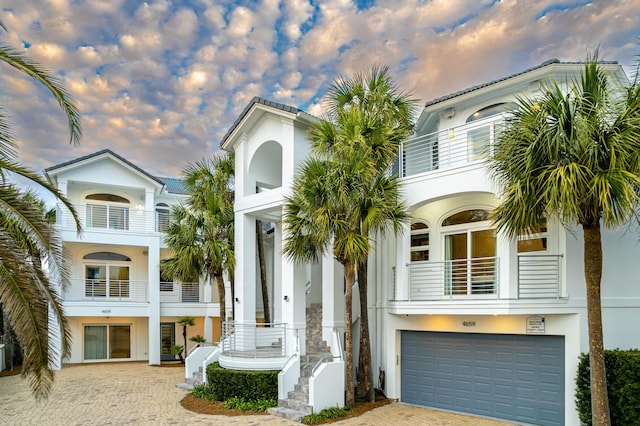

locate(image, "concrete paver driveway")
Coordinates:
0 362 513 425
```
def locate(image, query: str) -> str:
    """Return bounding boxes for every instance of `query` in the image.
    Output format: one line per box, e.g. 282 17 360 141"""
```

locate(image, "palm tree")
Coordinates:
0 25 81 399
489 53 640 426
284 101 408 406
308 65 416 401
177 316 195 362
162 154 234 334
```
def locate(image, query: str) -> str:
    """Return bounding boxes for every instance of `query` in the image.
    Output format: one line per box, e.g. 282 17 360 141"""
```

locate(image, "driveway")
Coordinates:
0 362 513 425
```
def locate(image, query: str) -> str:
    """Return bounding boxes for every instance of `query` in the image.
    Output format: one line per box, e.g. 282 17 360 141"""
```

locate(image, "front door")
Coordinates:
160 323 175 361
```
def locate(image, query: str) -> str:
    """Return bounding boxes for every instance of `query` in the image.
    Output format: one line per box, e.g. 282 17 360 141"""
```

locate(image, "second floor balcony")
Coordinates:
399 114 505 179
55 203 171 234
63 279 214 304
394 254 563 303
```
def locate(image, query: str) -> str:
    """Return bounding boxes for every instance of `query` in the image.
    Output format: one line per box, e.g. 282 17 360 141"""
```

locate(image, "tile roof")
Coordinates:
157 177 188 195
424 59 619 107
220 96 303 149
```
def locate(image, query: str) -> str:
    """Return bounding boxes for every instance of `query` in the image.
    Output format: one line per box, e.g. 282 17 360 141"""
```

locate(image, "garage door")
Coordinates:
401 331 564 425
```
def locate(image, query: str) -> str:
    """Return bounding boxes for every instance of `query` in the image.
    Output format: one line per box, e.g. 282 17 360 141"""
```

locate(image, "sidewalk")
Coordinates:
0 362 513 425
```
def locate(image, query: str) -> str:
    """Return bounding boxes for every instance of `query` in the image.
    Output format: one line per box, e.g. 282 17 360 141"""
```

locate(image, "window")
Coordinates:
465 103 514 162
84 252 131 299
410 221 430 262
156 203 170 232
442 209 496 295
518 223 548 253
84 325 131 360
85 193 130 230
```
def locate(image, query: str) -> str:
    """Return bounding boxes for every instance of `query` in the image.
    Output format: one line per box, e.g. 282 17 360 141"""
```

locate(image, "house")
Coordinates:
204 59 640 425
45 149 223 367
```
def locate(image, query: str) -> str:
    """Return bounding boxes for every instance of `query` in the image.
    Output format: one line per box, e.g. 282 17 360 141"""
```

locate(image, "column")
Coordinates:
234 212 256 323
280 226 306 355
147 237 161 365
395 223 411 300
322 251 345 348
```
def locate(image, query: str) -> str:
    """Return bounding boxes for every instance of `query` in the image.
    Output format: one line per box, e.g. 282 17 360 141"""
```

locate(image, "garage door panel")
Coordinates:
401 331 564 425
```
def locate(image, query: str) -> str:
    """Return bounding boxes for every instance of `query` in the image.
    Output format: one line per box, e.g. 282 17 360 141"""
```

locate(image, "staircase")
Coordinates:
175 366 203 391
269 303 333 422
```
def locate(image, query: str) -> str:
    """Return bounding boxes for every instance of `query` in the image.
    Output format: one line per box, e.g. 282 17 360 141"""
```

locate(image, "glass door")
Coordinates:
160 323 175 361
445 229 496 295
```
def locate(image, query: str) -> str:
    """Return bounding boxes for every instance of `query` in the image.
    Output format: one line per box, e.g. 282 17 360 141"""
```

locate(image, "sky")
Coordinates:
0 0 639 181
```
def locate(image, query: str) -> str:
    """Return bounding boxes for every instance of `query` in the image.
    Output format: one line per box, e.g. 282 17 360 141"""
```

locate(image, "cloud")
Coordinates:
0 0 637 181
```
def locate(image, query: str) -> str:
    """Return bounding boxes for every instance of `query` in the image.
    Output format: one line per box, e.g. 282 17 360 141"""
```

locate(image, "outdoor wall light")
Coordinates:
235 297 239 303
283 295 289 301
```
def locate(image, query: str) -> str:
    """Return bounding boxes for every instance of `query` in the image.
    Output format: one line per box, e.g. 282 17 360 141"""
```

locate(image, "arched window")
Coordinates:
85 193 130 230
442 209 496 295
466 103 516 123
156 202 170 232
410 221 430 262
83 252 130 299
465 103 516 161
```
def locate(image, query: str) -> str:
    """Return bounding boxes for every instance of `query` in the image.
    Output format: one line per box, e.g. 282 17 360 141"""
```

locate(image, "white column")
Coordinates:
395 223 411 300
204 316 213 342
234 212 256 323
145 189 155 232
321 252 345 347
497 229 517 299
147 237 161 365
280 225 306 355
273 222 283 324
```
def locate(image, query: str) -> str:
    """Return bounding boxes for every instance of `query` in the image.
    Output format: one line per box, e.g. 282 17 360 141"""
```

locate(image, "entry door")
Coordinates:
160 323 175 361
445 229 496 294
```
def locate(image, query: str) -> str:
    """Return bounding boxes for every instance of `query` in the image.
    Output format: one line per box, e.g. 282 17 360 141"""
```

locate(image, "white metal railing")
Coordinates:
399 114 505 178
518 254 563 298
63 278 148 302
55 203 170 233
220 322 286 358
159 282 208 303
407 257 499 301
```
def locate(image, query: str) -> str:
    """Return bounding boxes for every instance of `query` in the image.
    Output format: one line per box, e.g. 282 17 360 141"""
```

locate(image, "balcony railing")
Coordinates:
55 203 170 233
408 257 499 301
401 255 562 302
221 322 286 358
64 279 148 302
518 254 563 298
159 282 213 303
398 114 505 178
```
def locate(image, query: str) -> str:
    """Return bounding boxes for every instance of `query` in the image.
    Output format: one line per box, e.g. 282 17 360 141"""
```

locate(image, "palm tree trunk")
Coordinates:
357 260 375 402
215 274 226 332
583 223 611 426
344 261 355 406
256 220 271 324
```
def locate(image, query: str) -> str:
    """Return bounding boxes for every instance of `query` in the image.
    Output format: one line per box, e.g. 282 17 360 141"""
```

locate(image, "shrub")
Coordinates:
222 396 277 412
191 383 214 401
303 406 351 425
206 362 278 401
575 349 640 425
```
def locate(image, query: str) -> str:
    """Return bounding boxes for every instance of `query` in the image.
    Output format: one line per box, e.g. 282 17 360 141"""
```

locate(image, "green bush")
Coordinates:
303 406 351 425
575 349 640 425
191 383 215 401
222 396 277 412
206 362 278 401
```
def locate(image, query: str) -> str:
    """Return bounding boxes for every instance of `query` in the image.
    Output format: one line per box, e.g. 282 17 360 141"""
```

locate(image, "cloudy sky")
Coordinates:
0 0 639 180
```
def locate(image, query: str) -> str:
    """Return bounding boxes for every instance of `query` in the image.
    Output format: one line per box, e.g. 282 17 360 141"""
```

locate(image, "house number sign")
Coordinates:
462 321 476 327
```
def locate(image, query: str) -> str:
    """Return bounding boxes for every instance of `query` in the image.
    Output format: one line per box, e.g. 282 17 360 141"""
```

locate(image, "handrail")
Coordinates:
311 357 328 375
281 352 298 371
187 341 217 357
333 328 343 362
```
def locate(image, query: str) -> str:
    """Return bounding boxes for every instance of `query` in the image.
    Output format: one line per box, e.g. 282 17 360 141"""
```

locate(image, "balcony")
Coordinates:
220 322 286 358
398 114 505 178
64 279 148 303
396 254 562 302
159 282 214 303
55 203 169 234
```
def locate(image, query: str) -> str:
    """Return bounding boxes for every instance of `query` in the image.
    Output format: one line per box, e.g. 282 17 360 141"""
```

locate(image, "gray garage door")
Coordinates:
401 331 564 425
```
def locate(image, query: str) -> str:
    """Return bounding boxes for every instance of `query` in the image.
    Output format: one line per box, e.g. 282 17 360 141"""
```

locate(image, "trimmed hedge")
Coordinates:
206 362 278 401
575 349 640 425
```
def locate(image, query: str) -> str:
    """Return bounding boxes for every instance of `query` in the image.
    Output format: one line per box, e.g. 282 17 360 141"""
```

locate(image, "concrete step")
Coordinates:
278 398 313 414
175 382 194 391
268 406 307 423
